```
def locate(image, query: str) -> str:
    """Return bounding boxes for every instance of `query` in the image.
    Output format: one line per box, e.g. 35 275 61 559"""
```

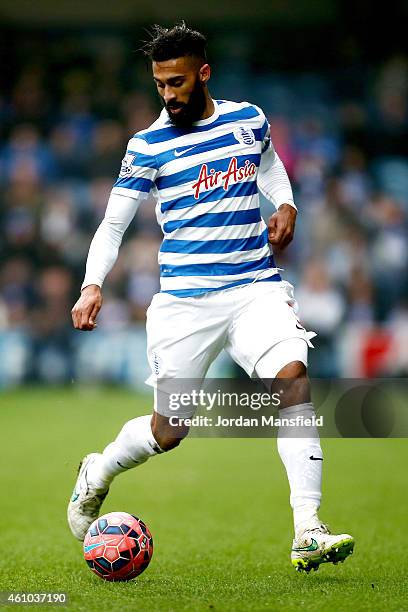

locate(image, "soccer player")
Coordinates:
68 23 354 572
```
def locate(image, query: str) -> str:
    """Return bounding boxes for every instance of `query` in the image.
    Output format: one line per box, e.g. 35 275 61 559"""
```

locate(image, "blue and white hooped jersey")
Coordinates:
112 99 281 297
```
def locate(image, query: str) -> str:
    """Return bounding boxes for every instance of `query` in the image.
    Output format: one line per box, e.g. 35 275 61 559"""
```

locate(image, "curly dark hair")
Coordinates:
142 22 207 63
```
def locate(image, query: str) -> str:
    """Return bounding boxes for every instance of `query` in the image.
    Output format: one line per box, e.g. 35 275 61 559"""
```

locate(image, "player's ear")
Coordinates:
199 63 211 85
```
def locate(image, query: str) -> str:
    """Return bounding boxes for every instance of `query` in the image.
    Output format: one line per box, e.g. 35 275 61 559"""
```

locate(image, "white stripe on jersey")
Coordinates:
160 267 281 293
163 220 266 241
111 186 151 199
158 245 271 267
158 141 248 175
160 194 261 223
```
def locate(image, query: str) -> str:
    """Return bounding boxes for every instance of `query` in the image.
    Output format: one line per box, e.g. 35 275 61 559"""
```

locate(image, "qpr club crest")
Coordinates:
234 126 255 147
118 152 136 178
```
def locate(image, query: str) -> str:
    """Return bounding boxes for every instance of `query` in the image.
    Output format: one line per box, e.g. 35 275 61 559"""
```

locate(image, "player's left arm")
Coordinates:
256 113 297 250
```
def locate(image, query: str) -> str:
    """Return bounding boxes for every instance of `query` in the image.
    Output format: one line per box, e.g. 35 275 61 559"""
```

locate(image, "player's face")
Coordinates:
153 57 210 128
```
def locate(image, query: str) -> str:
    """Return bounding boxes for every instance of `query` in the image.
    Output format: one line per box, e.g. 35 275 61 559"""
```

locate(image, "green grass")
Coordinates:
0 387 407 611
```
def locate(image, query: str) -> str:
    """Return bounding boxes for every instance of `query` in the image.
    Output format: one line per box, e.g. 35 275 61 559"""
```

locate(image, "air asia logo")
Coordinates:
192 157 256 199
119 153 136 178
234 127 255 146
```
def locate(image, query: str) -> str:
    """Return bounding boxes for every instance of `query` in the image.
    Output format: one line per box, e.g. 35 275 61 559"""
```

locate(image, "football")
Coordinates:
83 511 153 581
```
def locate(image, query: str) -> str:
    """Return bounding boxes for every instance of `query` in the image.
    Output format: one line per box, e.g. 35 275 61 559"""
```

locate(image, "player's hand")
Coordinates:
267 203 297 251
71 284 103 331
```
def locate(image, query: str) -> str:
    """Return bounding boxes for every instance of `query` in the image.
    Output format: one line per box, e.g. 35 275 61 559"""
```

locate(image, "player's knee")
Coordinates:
151 412 189 452
276 360 307 379
152 429 186 451
275 360 310 408
154 434 183 451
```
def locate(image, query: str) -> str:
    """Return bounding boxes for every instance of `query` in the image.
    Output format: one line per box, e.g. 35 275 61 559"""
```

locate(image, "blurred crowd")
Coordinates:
1 33 408 385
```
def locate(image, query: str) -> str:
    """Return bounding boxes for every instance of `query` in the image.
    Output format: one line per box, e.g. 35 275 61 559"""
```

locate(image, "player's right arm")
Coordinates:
71 137 158 331
71 192 141 330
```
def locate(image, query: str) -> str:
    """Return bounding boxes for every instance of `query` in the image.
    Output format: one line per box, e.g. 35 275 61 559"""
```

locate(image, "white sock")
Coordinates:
87 415 163 489
277 402 323 535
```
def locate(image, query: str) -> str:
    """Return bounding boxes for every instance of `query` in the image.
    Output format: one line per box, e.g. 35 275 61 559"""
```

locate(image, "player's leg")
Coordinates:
67 413 163 541
67 291 227 540
256 351 354 572
67 410 191 540
256 350 322 530
85 404 189 491
257 355 321 527
226 281 354 571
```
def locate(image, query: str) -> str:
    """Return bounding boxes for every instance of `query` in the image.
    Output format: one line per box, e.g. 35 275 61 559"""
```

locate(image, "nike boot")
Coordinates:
67 453 109 541
291 521 354 572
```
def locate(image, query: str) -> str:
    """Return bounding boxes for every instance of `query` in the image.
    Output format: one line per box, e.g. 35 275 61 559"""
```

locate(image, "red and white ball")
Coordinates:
83 511 153 581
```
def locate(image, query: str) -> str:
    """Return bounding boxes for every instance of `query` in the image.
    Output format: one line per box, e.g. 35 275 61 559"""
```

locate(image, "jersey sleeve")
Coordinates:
256 108 297 211
81 191 141 290
111 135 158 199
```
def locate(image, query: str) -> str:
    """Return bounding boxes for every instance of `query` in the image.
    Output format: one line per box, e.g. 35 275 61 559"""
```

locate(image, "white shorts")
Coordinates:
145 280 316 413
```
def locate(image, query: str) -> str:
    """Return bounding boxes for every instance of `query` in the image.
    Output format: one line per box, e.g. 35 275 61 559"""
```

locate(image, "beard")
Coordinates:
164 78 207 129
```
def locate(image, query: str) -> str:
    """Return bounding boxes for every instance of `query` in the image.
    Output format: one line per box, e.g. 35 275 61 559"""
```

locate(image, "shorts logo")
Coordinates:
118 153 136 178
234 127 255 147
152 352 161 376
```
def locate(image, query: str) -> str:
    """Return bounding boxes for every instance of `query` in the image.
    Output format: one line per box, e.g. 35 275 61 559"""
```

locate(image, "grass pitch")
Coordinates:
0 387 407 611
